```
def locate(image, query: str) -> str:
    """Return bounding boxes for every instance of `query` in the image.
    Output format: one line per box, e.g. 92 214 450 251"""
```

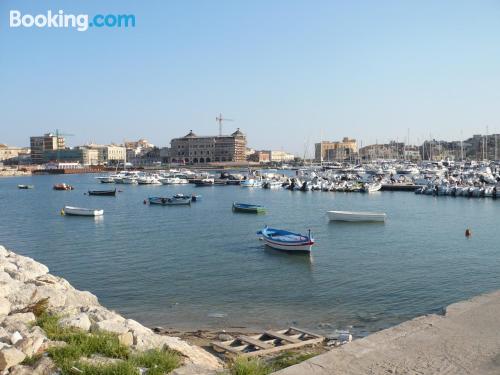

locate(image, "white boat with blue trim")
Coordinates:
257 226 315 252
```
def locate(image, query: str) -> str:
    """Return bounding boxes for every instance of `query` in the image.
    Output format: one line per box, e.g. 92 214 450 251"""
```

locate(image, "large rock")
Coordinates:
6 256 48 282
0 347 26 370
59 313 91 332
15 335 45 357
0 246 8 257
92 319 129 335
2 313 36 327
4 283 36 309
83 306 124 323
64 290 98 308
134 333 222 370
0 298 10 316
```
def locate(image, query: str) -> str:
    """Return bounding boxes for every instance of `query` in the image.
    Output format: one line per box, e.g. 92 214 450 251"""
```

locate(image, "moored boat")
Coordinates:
53 183 74 191
257 226 314 252
327 210 386 222
148 196 192 206
232 202 266 214
88 189 116 196
62 206 103 216
17 184 34 189
361 182 382 193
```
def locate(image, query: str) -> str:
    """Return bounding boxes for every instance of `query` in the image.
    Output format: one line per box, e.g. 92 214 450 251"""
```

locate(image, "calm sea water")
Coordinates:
1 173 499 336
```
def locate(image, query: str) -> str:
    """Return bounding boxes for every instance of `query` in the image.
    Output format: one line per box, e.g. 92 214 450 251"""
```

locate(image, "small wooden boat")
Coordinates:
327 210 386 222
88 189 116 196
257 226 314 252
53 183 74 191
232 202 266 214
148 196 191 206
173 193 201 202
17 184 34 189
62 206 103 216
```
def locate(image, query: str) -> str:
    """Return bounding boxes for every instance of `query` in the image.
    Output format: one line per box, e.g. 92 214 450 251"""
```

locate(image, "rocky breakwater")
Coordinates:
0 245 222 374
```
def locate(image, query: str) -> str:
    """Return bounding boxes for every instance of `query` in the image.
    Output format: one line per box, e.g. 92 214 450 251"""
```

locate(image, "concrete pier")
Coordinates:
273 290 500 375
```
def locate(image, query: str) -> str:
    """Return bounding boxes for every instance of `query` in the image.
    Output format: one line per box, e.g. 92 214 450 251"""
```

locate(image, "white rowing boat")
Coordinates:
327 210 386 222
62 206 104 217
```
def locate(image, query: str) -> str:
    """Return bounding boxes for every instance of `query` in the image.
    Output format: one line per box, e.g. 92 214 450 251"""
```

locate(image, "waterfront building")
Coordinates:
30 133 65 164
315 138 357 162
359 141 404 161
248 150 271 163
170 129 246 164
0 144 30 164
86 144 126 165
42 147 99 166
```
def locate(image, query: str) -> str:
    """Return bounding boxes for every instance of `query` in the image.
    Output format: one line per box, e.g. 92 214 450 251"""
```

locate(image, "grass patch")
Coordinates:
36 313 181 375
21 353 43 366
269 351 316 369
130 349 181 375
228 351 317 375
229 357 273 375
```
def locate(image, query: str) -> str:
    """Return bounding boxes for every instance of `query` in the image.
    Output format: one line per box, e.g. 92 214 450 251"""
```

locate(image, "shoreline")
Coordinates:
274 289 500 374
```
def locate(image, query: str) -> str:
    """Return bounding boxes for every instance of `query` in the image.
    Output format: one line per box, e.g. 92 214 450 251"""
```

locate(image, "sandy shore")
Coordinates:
273 289 500 374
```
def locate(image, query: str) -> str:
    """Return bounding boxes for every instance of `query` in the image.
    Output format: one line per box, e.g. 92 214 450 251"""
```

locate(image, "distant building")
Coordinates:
270 151 294 162
315 138 357 162
248 150 271 163
86 144 126 165
0 144 30 164
359 141 403 161
170 129 247 164
42 147 99 166
30 133 65 164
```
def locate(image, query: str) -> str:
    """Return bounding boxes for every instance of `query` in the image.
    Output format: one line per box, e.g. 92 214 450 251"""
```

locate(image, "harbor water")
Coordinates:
1 174 499 336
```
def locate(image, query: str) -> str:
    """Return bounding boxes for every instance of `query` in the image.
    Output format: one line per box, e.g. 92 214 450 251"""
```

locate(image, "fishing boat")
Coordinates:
53 183 74 191
17 184 34 189
62 206 104 216
173 193 201 202
232 202 266 214
257 226 315 252
88 189 116 196
194 178 215 186
327 210 386 222
148 196 191 206
361 182 382 193
95 176 115 183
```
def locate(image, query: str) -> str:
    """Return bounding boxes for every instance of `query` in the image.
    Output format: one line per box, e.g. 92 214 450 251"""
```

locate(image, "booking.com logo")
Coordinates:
9 10 135 31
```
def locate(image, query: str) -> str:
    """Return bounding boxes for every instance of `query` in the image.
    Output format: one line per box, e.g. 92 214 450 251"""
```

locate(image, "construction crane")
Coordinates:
49 129 74 162
215 113 234 136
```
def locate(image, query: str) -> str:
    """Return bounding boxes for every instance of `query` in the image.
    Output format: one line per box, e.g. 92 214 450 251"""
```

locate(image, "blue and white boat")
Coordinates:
257 226 315 252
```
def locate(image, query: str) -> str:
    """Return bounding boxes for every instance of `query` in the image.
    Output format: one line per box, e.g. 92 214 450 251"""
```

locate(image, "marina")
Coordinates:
1 170 500 337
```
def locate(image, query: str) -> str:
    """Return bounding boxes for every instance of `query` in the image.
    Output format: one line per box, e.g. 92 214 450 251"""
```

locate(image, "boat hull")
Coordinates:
88 189 116 196
258 226 314 253
327 210 386 222
148 197 191 206
232 202 266 214
63 206 103 216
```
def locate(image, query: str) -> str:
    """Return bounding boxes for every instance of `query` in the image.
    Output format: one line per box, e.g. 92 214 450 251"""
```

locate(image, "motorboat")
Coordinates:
327 210 386 222
53 183 74 191
18 184 34 189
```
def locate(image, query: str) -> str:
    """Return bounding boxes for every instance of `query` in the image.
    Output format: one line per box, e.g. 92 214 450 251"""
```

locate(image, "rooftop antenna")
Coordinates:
215 113 234 136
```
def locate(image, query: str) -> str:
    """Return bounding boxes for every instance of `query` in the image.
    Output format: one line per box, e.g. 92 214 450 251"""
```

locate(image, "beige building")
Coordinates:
86 144 126 165
315 138 357 162
170 129 247 164
0 144 29 163
30 133 65 164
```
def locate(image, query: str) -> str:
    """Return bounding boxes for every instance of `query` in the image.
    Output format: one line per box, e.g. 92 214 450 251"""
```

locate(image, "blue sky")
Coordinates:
1 0 499 155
